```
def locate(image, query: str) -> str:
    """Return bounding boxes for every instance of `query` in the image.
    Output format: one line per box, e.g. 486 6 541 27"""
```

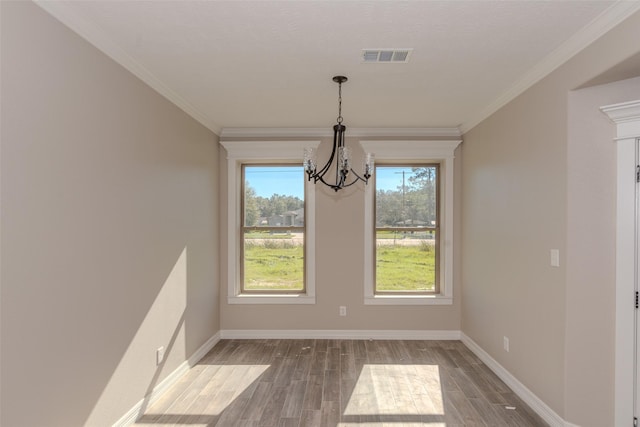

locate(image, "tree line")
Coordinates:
244 166 437 228
376 167 437 227
244 186 304 226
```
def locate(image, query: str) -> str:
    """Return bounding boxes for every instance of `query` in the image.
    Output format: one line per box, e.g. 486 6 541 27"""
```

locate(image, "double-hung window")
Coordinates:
362 140 461 305
242 165 305 293
222 141 318 304
375 165 439 294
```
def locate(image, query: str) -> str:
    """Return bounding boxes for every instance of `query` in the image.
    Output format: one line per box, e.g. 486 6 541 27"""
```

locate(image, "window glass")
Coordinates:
375 165 439 293
242 165 305 292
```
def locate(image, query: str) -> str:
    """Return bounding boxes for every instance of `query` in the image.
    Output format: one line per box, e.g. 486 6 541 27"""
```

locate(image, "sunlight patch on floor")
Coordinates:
197 365 270 414
338 424 446 427
135 364 270 425
343 364 444 416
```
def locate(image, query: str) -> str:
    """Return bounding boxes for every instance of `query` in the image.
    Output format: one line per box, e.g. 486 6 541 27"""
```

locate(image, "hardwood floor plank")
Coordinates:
213 396 250 426
299 409 321 427
314 339 329 352
326 346 341 371
301 374 323 410
322 369 340 403
273 356 298 388
138 364 212 420
277 418 299 427
471 362 512 393
258 386 288 426
320 400 340 426
446 390 485 426
468 397 509 427
353 339 367 359
292 354 311 381
280 380 307 418
340 346 357 381
132 339 548 427
240 381 273 421
309 350 327 375
257 356 281 383
449 367 484 399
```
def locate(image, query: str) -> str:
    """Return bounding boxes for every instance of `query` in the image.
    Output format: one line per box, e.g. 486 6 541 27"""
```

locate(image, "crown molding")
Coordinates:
220 127 462 138
601 100 640 124
601 100 640 140
33 1 222 135
360 139 462 159
219 140 320 160
460 1 640 134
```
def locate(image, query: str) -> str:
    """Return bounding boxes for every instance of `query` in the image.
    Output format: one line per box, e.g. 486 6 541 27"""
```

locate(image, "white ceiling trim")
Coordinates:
33 0 223 135
460 0 640 134
220 127 462 139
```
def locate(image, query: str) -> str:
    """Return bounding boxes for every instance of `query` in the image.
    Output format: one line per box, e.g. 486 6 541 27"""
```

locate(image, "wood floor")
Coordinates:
133 339 548 426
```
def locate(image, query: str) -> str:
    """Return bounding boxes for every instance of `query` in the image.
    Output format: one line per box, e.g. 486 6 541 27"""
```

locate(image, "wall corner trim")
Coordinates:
460 333 567 427
112 332 222 427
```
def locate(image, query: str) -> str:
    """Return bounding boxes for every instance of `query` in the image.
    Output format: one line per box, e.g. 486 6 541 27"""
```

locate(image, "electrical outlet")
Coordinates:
156 346 165 365
339 306 347 316
503 336 510 352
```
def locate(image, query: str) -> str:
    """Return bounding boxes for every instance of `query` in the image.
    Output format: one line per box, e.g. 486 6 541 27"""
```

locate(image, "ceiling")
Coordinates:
36 1 640 136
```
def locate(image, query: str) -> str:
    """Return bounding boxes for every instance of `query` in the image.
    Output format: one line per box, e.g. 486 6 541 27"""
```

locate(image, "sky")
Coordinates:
244 165 422 199
245 166 304 199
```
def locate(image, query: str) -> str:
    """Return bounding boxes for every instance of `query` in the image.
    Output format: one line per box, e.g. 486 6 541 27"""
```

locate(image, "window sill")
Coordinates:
228 295 316 305
364 295 453 306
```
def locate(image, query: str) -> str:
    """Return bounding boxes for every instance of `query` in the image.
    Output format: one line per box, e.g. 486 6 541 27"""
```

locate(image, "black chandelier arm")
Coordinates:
317 178 340 192
348 168 371 184
307 123 344 183
318 170 368 192
316 171 345 191
314 148 335 178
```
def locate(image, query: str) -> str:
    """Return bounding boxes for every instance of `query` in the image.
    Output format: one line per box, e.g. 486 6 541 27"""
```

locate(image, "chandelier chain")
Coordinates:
337 81 343 124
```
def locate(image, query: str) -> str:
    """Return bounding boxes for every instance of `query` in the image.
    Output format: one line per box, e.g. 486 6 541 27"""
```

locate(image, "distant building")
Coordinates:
267 208 304 227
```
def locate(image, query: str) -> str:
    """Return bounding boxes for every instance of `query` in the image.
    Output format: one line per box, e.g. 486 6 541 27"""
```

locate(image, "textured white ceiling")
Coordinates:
37 1 639 134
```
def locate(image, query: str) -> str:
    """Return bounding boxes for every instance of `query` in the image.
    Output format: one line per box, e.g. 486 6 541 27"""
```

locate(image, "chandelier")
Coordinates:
303 76 374 192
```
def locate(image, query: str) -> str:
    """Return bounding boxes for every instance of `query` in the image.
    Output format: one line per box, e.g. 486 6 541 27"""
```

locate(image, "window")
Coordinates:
375 165 439 294
242 165 305 293
221 140 318 304
362 140 461 305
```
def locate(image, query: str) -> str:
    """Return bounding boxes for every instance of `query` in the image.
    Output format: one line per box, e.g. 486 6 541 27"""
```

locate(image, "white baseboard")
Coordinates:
112 331 221 427
219 329 461 340
460 333 567 427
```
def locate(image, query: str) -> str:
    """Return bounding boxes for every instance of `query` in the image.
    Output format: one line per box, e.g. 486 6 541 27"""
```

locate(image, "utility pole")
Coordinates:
394 170 406 219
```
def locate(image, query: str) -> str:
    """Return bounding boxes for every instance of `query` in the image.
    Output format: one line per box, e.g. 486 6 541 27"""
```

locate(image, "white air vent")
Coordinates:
362 49 412 63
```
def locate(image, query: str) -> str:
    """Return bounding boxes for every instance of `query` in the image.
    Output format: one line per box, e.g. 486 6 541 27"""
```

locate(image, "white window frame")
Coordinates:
361 140 461 305
221 140 319 304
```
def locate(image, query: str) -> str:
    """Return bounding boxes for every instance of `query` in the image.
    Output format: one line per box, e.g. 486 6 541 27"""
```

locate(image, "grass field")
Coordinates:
243 239 435 292
244 240 304 290
376 242 436 291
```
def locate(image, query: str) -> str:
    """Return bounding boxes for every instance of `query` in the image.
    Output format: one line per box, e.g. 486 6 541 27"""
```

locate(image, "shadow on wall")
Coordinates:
82 247 188 425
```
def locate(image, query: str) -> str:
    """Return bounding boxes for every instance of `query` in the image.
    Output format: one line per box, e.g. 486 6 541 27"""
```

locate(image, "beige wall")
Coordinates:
566 76 640 427
0 2 219 426
461 9 640 425
219 137 462 332
3 1 640 425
